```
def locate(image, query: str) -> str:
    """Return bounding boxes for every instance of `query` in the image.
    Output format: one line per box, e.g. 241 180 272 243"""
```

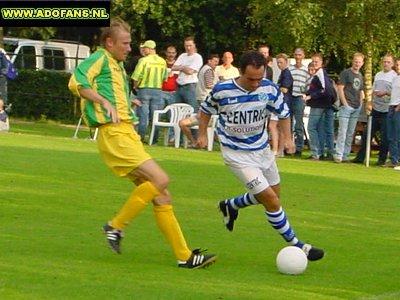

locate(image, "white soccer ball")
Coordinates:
276 246 308 275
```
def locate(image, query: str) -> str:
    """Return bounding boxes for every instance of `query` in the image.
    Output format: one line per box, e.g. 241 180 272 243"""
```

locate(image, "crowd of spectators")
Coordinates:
129 36 400 169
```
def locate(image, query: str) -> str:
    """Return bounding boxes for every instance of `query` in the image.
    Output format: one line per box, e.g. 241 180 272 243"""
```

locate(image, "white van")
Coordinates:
3 37 90 73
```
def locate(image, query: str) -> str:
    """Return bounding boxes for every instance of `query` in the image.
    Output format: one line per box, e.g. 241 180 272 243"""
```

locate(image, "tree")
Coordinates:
249 0 400 101
111 0 251 55
317 0 400 101
248 0 323 55
4 27 57 40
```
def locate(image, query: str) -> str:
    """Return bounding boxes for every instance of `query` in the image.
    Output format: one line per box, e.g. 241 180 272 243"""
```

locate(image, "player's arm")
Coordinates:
69 54 119 123
78 88 119 123
278 117 295 154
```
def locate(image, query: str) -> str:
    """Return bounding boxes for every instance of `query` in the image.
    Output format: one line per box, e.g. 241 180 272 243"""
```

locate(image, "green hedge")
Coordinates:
8 70 79 123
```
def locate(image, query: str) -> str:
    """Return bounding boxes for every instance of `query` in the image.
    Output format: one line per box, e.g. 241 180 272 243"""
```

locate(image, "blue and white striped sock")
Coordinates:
266 207 304 248
227 193 259 210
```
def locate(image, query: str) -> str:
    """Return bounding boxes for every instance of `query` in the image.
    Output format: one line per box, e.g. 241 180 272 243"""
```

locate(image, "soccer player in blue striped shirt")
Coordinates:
197 51 324 261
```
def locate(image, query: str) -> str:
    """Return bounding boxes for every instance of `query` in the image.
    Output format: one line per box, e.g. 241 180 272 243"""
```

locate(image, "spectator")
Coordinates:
131 40 168 142
179 54 219 147
0 98 9 132
215 51 240 81
303 53 335 160
289 48 310 156
386 57 400 168
353 54 396 165
162 45 179 108
306 62 316 88
334 52 365 163
0 48 8 103
275 53 293 157
258 44 273 81
172 36 203 111
161 45 179 143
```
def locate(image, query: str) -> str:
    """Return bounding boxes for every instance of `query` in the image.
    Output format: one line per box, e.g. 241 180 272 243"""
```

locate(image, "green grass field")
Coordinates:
0 122 399 299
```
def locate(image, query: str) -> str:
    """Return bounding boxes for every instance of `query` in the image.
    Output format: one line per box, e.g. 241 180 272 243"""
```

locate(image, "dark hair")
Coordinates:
239 51 265 74
258 44 270 50
207 53 219 61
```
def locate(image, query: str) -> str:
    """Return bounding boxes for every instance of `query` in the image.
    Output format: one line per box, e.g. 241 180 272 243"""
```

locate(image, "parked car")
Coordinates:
3 37 90 73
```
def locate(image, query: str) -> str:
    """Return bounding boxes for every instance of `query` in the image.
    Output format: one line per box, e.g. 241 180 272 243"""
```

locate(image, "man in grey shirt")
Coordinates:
353 54 396 165
334 52 365 163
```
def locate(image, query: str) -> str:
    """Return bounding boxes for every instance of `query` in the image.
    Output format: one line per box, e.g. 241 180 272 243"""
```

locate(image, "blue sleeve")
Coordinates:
0 53 8 75
200 89 218 115
280 69 293 89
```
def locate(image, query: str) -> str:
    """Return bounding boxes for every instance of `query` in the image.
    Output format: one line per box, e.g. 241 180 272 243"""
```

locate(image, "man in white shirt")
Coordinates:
172 36 203 111
387 58 400 168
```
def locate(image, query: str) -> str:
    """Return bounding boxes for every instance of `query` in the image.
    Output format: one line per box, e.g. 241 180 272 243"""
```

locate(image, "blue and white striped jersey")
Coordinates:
200 78 290 151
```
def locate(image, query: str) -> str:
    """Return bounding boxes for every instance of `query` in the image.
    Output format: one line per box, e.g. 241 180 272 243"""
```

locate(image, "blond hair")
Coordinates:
100 18 130 46
353 52 365 60
276 53 288 61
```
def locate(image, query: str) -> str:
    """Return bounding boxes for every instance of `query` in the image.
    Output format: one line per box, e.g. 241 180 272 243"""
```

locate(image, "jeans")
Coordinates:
319 108 335 157
175 83 198 111
289 96 305 152
0 76 7 103
136 88 164 142
335 105 361 160
307 107 334 158
162 91 176 107
355 109 388 163
162 91 176 141
387 106 400 164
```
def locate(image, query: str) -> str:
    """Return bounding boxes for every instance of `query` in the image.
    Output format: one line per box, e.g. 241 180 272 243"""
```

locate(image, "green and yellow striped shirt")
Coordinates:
131 54 168 89
68 48 133 127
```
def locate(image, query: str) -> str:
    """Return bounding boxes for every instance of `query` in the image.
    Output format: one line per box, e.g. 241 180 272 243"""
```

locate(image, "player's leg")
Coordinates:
218 148 266 231
97 123 157 253
218 167 261 231
260 160 324 261
133 159 216 268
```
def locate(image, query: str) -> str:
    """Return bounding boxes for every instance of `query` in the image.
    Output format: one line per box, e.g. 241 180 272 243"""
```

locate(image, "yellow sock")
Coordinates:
153 205 192 261
111 181 160 230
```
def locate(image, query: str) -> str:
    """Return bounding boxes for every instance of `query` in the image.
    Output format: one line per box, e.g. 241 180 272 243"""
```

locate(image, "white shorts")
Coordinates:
221 146 280 194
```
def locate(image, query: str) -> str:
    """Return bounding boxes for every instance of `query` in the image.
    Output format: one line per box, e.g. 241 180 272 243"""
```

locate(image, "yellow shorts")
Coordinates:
97 122 151 178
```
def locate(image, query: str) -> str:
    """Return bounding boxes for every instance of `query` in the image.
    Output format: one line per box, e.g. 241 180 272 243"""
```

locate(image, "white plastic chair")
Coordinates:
149 103 194 148
73 115 98 140
183 114 218 151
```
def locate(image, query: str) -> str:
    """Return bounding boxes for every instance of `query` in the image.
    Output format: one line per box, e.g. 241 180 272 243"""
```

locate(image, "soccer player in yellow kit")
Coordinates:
68 18 216 269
